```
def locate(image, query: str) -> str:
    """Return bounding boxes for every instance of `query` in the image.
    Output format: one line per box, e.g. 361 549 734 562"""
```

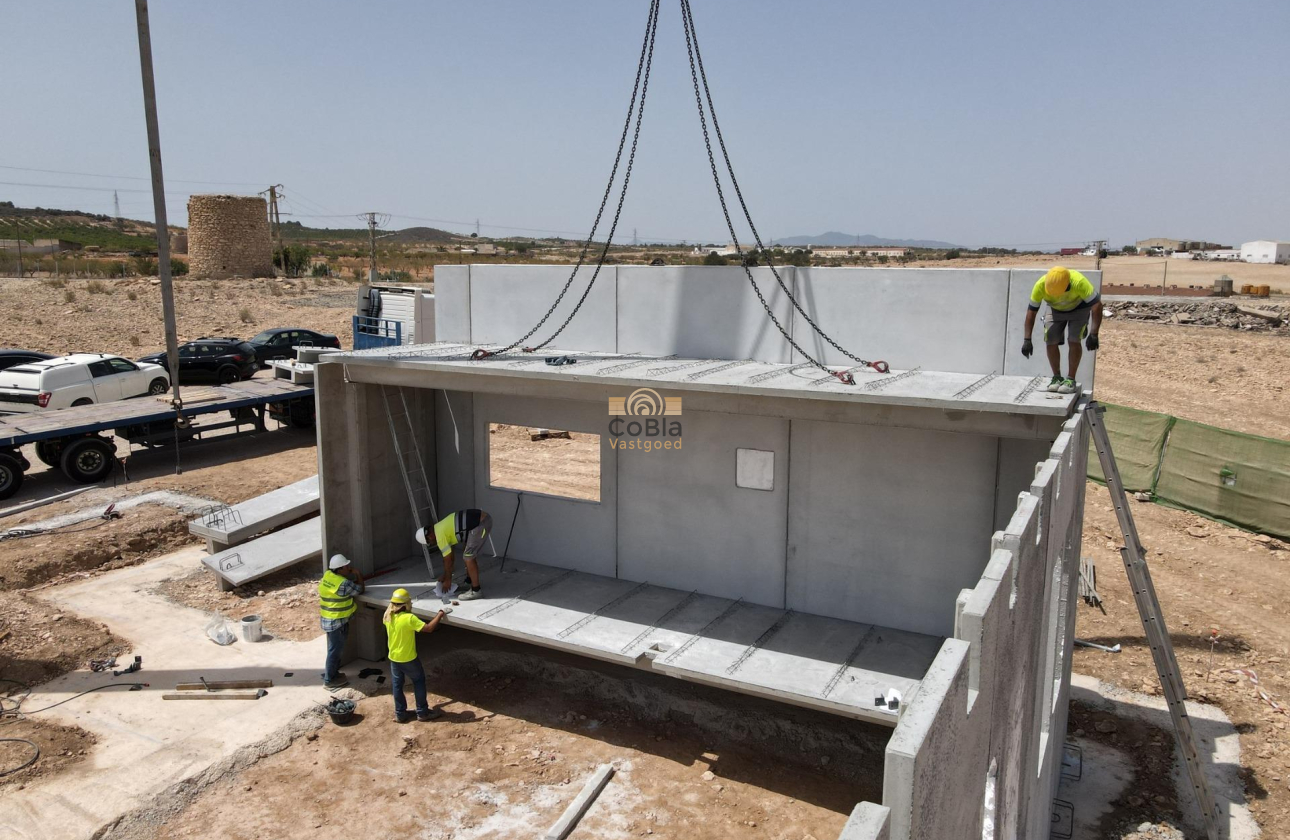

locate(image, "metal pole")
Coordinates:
134 0 183 471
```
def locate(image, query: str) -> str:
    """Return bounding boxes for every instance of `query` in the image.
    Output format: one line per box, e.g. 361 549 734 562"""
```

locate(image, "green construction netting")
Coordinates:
1086 404 1174 493
1154 419 1290 539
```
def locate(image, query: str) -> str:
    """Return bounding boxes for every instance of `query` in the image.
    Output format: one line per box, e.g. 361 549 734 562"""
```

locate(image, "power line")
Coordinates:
0 163 264 186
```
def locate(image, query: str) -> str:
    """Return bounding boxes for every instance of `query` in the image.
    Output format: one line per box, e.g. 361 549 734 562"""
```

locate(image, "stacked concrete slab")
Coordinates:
317 265 1093 840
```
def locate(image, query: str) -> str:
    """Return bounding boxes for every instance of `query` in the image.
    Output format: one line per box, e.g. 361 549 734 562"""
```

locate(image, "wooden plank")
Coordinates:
545 764 615 840
162 691 265 700
174 679 274 691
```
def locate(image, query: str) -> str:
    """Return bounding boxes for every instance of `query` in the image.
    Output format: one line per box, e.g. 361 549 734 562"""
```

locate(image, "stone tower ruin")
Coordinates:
186 194 273 279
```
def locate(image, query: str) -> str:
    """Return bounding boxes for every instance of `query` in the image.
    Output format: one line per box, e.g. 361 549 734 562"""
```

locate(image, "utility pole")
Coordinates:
266 184 284 274
133 0 183 447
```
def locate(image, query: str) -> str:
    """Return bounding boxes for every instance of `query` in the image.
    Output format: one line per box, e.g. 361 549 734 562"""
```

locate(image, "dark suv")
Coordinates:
247 328 341 366
137 337 259 385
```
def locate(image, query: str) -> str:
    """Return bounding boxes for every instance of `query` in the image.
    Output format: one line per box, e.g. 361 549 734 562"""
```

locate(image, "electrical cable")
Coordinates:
0 739 39 778
0 682 146 725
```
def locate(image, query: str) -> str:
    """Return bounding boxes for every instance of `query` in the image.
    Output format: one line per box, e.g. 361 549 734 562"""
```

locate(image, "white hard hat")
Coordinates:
328 554 351 570
414 527 428 546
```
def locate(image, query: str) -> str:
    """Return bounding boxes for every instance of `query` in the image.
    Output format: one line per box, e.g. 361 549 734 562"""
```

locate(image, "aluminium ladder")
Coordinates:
381 385 441 579
1087 401 1220 840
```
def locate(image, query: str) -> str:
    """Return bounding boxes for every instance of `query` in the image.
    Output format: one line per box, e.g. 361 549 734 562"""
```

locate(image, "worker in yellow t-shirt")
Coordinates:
1021 266 1103 394
383 588 448 723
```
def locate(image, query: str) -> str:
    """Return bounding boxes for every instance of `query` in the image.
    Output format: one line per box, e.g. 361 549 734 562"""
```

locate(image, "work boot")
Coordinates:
458 588 482 601
395 711 415 724
1045 375 1063 392
1057 378 1078 394
416 709 443 722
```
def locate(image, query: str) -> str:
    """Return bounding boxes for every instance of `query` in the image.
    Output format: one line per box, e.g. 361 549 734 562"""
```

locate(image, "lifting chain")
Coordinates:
472 0 660 362
679 0 886 384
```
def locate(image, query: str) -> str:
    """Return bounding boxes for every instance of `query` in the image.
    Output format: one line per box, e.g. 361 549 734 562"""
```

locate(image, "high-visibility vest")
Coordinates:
318 570 356 622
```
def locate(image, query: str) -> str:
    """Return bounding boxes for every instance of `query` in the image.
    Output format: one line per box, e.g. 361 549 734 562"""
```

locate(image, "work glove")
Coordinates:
1021 338 1034 358
1085 333 1099 351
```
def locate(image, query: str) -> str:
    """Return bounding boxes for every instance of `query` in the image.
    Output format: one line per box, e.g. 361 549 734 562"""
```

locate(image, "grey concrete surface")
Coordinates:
617 408 789 605
792 267 1011 373
467 264 618 351
616 265 794 362
201 516 321 589
357 554 941 726
785 418 998 636
187 474 319 551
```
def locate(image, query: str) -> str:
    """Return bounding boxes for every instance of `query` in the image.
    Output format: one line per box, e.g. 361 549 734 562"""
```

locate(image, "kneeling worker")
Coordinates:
415 508 493 601
384 588 449 723
1021 265 1103 394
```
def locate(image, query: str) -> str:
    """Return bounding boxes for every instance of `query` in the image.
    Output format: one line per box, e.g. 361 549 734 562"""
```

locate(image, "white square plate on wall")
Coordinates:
736 448 774 491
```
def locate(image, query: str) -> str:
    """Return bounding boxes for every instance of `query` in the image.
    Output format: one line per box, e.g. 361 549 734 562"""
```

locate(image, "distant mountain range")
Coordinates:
771 231 960 249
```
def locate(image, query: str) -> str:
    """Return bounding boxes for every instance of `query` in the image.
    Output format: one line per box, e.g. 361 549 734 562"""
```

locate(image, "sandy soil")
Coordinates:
151 638 868 840
1075 484 1290 835
1094 319 1290 440
487 424 601 502
0 277 357 359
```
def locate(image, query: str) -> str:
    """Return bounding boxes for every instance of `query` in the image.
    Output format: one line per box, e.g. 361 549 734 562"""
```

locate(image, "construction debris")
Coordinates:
1104 300 1288 332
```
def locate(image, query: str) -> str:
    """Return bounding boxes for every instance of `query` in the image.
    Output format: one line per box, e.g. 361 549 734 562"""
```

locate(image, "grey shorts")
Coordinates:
462 512 492 559
1043 308 1091 345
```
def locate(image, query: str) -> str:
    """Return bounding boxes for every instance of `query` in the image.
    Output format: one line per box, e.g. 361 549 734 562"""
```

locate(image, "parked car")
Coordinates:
137 337 259 385
0 349 54 372
0 354 170 414
247 328 341 366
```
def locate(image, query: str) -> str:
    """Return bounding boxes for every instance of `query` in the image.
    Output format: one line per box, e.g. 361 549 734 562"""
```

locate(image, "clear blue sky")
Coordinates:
3 0 1287 248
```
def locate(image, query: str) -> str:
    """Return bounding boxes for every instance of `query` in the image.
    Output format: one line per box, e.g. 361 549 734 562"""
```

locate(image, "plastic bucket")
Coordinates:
240 614 263 643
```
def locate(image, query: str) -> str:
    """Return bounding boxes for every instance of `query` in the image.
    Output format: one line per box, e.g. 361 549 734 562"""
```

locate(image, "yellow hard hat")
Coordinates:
391 588 411 604
1044 266 1071 296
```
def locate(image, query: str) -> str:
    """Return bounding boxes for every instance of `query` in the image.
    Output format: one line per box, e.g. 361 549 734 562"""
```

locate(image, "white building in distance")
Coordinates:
1240 240 1290 264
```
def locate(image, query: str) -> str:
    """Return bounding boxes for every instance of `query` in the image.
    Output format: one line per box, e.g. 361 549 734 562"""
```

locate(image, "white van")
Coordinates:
0 354 170 414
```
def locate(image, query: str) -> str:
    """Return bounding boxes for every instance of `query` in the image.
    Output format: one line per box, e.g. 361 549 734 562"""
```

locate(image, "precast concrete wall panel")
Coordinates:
434 390 476 516
466 264 618 352
1003 269 1102 385
615 266 795 362
785 419 998 637
433 266 472 342
617 409 790 606
472 393 617 577
791 268 1011 374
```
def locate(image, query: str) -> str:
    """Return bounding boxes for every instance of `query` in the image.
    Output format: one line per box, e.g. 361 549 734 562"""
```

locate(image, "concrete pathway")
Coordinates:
0 546 378 840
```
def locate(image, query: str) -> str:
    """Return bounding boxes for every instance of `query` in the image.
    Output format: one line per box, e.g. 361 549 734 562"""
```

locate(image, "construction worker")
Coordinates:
415 508 493 601
318 554 364 691
383 588 448 723
1021 266 1103 394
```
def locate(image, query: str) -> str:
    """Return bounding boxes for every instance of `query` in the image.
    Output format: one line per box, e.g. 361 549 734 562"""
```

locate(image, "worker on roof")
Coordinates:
319 554 364 691
416 508 493 602
1021 266 1103 394
383 588 449 723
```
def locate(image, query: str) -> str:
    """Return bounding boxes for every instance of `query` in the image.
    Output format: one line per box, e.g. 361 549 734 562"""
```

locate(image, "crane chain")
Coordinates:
679 0 887 381
474 0 659 361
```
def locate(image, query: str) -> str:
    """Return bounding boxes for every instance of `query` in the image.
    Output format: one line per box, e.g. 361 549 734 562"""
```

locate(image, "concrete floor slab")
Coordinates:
0 545 377 840
356 555 944 726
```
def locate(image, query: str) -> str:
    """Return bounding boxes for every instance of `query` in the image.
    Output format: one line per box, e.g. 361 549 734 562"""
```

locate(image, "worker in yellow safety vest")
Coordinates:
318 554 364 690
1020 266 1103 394
415 508 493 602
384 588 449 723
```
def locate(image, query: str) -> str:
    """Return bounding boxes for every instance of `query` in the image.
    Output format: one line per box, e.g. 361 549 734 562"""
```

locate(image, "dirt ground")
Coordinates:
0 277 357 359
151 636 872 840
488 424 601 502
1075 484 1290 835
